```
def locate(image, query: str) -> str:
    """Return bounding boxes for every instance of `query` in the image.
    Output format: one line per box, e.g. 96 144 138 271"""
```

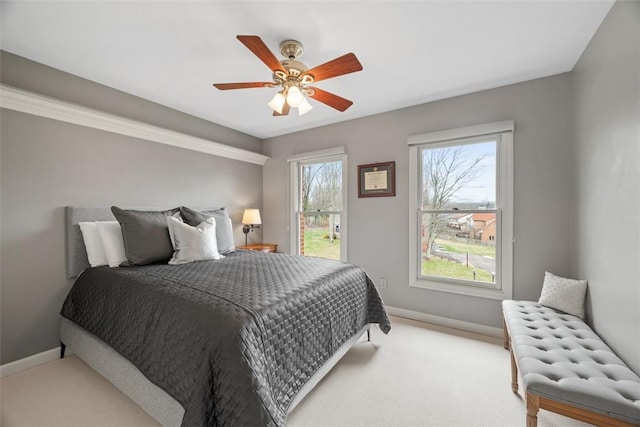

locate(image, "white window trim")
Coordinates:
287 147 348 261
408 121 514 300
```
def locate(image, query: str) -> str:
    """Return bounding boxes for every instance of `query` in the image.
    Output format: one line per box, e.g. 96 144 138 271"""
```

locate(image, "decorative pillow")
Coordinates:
78 222 108 267
180 206 236 254
538 271 588 318
95 221 128 268
111 206 180 266
167 215 223 265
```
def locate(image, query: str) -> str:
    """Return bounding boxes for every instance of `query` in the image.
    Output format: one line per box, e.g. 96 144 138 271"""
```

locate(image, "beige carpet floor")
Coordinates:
1 316 588 427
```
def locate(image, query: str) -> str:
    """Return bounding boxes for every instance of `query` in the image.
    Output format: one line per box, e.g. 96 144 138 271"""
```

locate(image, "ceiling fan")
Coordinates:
213 35 363 116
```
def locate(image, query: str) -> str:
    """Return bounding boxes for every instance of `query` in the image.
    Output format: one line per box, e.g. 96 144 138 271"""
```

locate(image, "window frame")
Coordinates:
408 121 514 300
287 147 348 261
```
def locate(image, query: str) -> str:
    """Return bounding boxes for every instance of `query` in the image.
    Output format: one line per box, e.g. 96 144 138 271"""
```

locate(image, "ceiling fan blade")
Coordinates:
307 87 353 112
273 103 291 116
301 53 363 83
237 35 287 74
213 82 273 90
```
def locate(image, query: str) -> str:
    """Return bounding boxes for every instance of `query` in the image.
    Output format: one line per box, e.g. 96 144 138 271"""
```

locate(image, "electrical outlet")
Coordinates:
379 278 388 289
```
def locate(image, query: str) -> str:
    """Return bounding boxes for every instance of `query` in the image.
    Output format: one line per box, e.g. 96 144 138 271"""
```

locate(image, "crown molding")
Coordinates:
0 84 269 166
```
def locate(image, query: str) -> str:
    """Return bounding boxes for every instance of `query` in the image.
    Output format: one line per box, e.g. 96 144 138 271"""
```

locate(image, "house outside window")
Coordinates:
408 121 514 299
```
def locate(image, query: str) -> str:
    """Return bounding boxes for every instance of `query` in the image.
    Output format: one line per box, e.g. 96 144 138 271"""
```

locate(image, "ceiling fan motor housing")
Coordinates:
280 59 308 77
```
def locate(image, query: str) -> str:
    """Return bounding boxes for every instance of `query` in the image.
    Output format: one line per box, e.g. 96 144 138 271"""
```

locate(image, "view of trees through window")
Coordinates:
420 139 498 284
298 160 342 260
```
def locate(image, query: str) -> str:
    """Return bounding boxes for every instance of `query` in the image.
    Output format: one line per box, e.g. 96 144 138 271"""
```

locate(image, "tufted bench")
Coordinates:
502 300 640 426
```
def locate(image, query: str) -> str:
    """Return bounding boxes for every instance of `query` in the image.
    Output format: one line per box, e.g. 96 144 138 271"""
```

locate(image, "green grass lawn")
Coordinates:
422 257 493 282
435 238 495 258
303 228 340 260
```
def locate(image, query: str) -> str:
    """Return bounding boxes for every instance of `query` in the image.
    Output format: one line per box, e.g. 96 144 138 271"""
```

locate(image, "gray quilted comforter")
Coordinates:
60 250 390 427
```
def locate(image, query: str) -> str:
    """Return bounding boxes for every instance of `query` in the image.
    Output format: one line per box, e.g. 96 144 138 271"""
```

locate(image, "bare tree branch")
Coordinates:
421 146 487 258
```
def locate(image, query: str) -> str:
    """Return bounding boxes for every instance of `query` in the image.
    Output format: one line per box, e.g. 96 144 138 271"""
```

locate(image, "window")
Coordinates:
408 121 514 299
288 147 347 261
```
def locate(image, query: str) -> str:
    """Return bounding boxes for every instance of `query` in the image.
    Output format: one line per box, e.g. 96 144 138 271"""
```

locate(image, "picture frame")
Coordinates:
358 161 396 198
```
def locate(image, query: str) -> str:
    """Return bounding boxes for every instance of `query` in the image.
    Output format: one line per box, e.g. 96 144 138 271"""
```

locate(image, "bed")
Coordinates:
60 206 391 427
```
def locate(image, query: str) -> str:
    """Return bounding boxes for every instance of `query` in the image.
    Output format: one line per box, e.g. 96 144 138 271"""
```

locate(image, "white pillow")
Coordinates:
79 222 108 267
167 216 223 265
538 271 588 318
96 221 128 268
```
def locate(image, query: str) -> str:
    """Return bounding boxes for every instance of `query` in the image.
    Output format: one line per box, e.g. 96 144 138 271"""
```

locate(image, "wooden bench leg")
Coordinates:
526 393 539 427
503 316 510 350
510 347 519 393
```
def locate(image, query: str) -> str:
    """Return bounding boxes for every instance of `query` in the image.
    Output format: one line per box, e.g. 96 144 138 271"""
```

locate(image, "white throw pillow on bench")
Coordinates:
538 271 588 318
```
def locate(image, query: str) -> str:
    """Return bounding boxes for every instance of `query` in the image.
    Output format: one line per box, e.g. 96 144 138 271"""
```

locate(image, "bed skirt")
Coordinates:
60 318 371 426
60 318 185 426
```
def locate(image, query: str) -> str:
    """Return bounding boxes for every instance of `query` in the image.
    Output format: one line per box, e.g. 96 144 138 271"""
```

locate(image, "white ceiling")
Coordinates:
1 1 613 140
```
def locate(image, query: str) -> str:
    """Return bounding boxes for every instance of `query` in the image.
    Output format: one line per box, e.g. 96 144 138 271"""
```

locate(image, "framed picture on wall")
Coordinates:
358 161 396 198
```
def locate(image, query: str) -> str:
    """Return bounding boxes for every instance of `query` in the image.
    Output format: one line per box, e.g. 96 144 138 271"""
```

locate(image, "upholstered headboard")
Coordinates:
65 206 116 279
65 205 224 279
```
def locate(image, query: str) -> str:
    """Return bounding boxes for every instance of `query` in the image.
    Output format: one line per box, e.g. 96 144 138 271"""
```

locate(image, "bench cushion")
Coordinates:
503 300 640 424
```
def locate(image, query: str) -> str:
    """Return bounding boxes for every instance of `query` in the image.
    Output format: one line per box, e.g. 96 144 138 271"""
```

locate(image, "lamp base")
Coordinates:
242 225 250 246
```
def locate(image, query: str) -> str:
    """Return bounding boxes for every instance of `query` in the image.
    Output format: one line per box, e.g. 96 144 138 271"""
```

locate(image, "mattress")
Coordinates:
60 250 390 427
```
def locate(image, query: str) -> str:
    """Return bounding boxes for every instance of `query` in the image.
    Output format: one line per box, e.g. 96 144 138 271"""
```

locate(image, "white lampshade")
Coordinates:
286 86 304 107
267 92 285 114
298 97 313 115
242 208 262 225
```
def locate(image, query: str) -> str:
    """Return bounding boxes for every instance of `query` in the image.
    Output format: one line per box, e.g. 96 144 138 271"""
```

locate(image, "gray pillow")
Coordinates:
111 206 180 266
179 206 236 254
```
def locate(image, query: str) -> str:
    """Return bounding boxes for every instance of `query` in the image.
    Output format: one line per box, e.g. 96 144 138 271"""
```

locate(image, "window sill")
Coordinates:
409 278 509 300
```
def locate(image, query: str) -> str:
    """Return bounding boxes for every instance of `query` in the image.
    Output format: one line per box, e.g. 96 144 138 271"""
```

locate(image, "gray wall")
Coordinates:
0 52 264 364
4 0 637 371
263 73 574 330
571 0 639 372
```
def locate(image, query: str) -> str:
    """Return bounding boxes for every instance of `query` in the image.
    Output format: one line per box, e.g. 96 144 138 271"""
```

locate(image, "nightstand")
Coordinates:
238 243 277 253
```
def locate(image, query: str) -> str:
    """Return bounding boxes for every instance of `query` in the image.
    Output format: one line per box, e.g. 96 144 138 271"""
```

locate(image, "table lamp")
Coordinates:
242 208 262 246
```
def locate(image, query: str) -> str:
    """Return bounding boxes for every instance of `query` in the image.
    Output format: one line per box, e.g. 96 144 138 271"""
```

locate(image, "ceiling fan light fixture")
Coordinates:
298 97 313 116
214 35 363 117
286 85 304 108
267 91 286 114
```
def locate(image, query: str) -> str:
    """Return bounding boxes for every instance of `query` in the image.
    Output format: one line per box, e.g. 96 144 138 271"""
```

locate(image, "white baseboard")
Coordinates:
0 347 71 378
386 306 503 338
